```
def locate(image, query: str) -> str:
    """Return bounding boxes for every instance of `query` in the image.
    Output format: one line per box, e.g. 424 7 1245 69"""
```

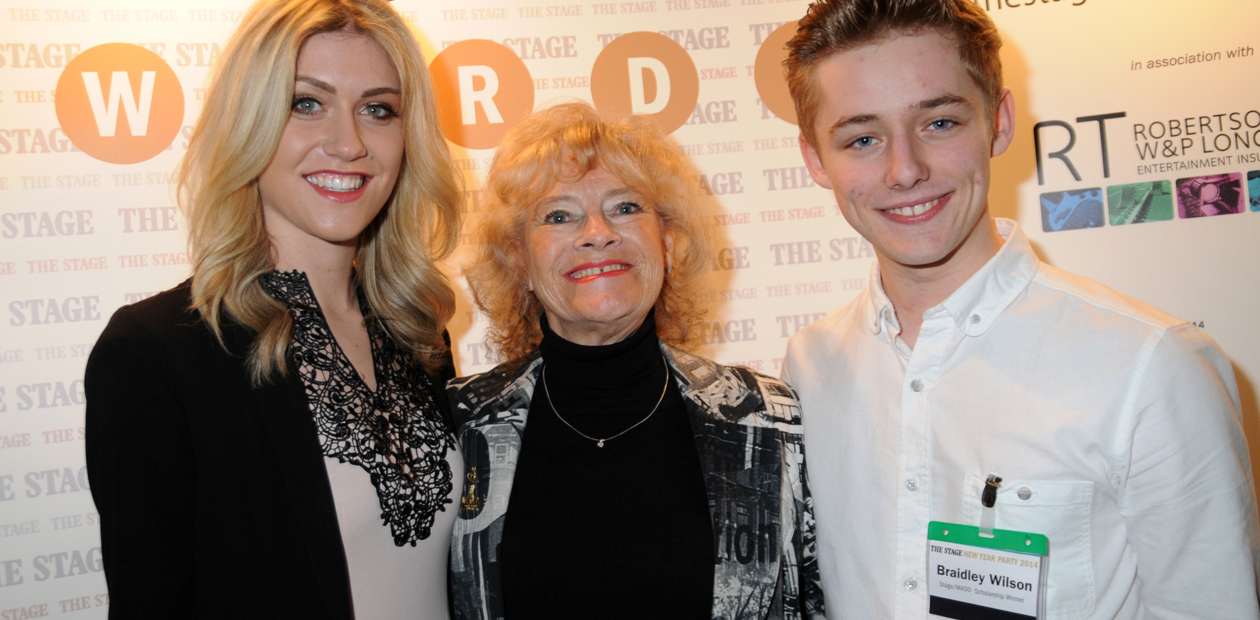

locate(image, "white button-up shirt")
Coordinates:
783 219 1259 620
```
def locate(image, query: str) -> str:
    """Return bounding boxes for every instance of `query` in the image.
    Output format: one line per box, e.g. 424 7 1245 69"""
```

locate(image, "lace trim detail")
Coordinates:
260 270 453 546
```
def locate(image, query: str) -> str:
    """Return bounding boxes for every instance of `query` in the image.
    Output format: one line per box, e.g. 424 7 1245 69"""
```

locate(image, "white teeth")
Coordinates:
570 264 630 279
304 173 364 192
887 197 941 217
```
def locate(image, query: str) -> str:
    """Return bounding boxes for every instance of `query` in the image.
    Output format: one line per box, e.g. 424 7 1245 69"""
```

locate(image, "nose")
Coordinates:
323 109 368 160
577 212 620 250
884 133 929 190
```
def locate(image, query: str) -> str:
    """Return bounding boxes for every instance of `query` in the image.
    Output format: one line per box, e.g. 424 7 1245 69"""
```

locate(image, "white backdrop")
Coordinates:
1 0 1257 614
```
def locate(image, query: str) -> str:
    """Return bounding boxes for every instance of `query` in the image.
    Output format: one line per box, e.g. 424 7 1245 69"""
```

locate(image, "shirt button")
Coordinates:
1017 487 1032 500
910 379 924 392
970 313 981 324
905 479 919 491
905 578 918 590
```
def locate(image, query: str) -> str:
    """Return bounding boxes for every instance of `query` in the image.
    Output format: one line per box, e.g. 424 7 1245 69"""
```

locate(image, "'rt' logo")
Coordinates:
1033 112 1126 186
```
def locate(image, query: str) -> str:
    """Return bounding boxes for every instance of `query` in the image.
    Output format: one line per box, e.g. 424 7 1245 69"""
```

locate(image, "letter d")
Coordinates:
627 57 670 115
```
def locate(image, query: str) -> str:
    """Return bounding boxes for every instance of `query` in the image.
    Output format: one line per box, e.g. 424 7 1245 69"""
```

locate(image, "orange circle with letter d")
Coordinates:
55 43 184 164
591 32 698 134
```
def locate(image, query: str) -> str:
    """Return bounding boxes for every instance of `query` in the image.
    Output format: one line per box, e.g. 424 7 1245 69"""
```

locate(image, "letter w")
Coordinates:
81 71 156 137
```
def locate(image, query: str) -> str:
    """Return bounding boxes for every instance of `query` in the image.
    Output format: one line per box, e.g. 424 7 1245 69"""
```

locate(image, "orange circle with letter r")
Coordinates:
430 40 535 150
754 21 800 126
55 43 184 164
590 32 698 135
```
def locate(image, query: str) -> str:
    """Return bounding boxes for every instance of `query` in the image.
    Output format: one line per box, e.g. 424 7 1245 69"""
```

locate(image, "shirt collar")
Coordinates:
867 259 897 336
865 218 1040 338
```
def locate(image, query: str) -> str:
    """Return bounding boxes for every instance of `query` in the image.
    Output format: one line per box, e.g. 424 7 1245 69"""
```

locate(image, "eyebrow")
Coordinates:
296 76 335 93
601 186 639 202
362 86 401 98
826 95 972 136
912 94 970 112
827 113 878 134
294 76 400 98
535 186 639 210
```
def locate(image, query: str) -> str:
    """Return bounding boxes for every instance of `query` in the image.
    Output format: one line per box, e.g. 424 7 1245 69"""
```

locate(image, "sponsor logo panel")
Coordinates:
1106 181 1173 226
1176 173 1245 219
1040 188 1104 232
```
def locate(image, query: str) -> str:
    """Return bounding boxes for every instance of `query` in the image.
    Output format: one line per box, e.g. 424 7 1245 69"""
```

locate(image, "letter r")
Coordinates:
457 65 504 125
1033 120 1081 185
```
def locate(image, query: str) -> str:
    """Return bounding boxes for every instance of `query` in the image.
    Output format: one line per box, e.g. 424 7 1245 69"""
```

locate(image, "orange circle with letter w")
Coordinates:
55 43 184 164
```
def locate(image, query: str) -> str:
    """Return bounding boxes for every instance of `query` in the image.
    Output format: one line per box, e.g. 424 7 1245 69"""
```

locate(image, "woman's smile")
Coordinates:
566 261 633 281
526 166 673 346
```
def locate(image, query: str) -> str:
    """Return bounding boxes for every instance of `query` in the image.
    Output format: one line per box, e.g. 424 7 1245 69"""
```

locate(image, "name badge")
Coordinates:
927 521 1048 620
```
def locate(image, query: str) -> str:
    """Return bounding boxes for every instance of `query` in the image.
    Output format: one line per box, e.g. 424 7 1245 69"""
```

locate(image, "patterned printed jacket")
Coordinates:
448 342 826 620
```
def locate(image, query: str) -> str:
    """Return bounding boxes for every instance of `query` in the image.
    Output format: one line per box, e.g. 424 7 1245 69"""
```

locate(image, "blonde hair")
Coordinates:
786 0 1004 148
178 0 462 383
466 102 714 362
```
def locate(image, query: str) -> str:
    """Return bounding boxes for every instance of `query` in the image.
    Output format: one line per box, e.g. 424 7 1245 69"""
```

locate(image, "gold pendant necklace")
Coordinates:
540 359 670 448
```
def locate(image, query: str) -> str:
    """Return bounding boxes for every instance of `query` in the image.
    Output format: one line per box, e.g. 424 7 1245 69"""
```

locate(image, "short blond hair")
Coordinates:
466 103 714 362
178 0 462 383
786 0 1004 148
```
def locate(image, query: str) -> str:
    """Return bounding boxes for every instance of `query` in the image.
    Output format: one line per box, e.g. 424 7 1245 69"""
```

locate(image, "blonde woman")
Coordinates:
84 0 462 617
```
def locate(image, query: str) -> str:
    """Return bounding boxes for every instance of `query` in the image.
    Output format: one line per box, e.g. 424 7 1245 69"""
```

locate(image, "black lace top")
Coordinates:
259 270 453 546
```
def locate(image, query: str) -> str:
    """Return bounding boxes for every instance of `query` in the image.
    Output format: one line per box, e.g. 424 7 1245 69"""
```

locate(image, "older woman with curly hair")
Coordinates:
448 102 824 620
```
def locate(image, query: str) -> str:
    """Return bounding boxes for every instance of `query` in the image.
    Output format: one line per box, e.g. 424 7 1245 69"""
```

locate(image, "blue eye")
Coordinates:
850 136 875 149
615 201 642 214
930 119 956 130
543 210 569 224
292 96 321 115
364 103 398 120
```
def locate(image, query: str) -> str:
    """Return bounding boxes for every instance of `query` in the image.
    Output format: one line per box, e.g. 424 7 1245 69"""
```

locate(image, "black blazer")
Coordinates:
84 281 454 619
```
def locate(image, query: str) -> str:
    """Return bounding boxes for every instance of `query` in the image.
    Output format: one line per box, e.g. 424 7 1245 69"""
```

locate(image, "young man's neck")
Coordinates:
880 218 1004 348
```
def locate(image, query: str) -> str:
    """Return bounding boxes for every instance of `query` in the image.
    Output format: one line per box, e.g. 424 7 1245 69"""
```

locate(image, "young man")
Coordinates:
781 1 1260 618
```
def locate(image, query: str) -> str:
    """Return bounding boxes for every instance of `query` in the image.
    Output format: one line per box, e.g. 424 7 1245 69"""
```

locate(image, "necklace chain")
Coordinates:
540 359 670 448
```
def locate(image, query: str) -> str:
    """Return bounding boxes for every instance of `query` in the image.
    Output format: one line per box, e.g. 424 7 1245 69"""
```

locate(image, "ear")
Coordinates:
799 134 835 190
990 89 1016 158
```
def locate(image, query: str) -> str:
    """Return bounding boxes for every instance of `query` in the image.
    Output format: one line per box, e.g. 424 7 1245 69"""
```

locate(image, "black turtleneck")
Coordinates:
499 312 714 618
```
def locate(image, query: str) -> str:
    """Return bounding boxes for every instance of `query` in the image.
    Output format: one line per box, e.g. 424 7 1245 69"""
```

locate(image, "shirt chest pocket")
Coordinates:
963 473 1096 620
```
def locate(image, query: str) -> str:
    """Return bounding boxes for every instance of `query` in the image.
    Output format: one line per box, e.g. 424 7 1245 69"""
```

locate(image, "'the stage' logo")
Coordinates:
54 43 185 164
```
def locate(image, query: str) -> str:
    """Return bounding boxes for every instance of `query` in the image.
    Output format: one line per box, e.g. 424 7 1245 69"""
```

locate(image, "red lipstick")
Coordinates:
565 260 633 282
